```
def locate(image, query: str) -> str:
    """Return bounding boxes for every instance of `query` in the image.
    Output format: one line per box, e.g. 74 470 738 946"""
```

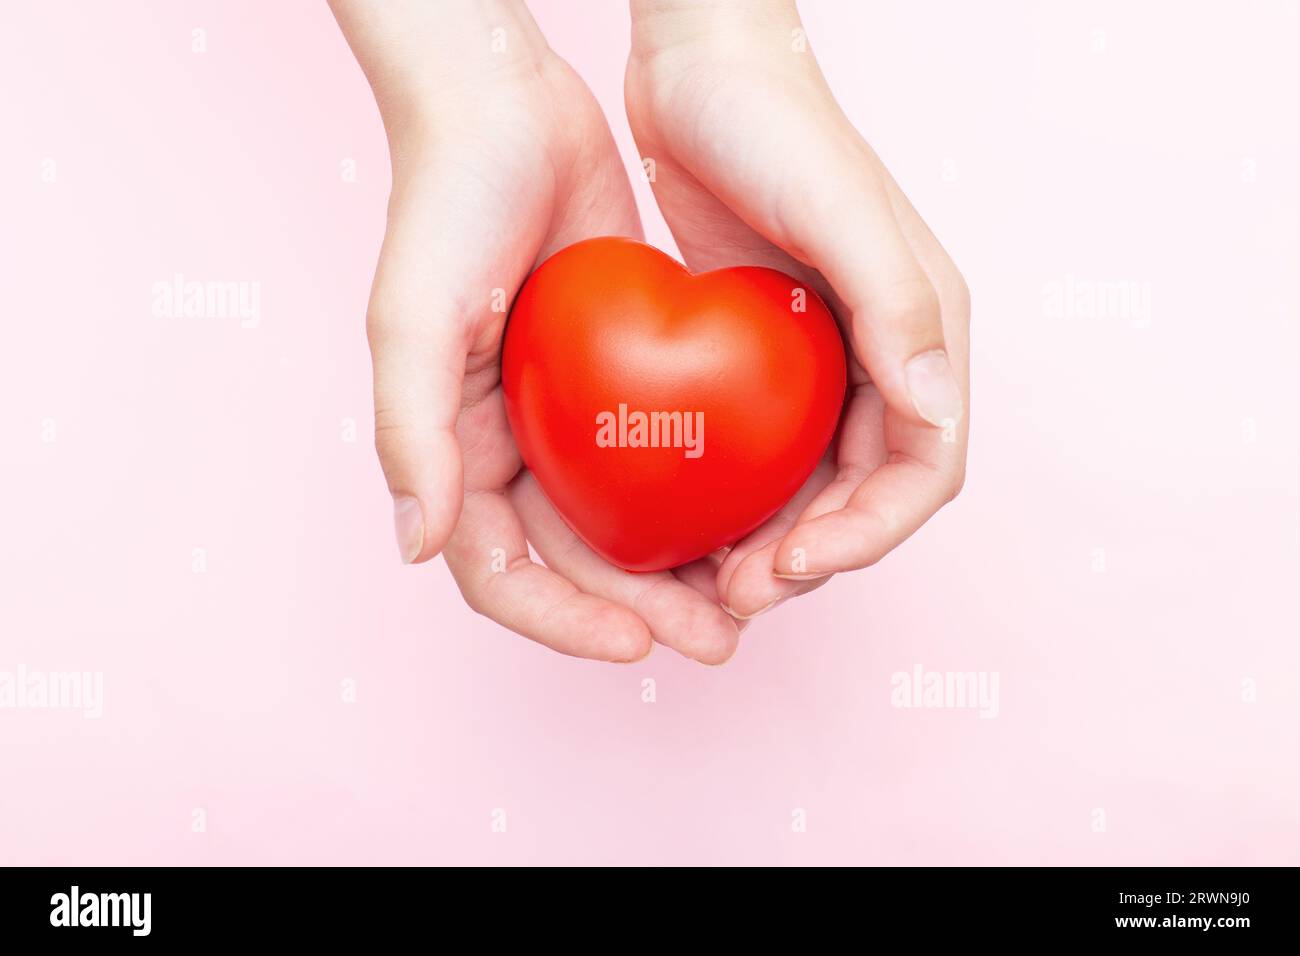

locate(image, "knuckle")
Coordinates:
371 408 411 467
462 589 491 619
365 287 425 352
877 276 942 336
456 573 497 620
365 298 403 352
364 308 390 354
945 466 967 504
938 267 971 319
372 405 404 442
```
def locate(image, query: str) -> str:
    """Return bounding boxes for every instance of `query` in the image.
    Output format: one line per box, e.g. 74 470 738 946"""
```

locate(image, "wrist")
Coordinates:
332 0 552 146
629 0 801 63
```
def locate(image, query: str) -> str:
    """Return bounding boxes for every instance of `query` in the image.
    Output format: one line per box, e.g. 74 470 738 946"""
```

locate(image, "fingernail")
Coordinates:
616 643 654 664
392 496 423 564
905 349 964 427
723 599 778 621
772 571 822 581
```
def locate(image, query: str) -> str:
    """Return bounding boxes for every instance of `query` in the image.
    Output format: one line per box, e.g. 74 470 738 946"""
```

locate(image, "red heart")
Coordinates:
502 237 846 572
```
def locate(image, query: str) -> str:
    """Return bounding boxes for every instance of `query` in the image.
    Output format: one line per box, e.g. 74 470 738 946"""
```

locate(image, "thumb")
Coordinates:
792 158 963 429
672 83 965 430
366 202 469 564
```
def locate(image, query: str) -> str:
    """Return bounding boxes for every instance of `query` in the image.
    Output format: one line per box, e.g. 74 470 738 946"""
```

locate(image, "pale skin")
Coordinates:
329 0 969 664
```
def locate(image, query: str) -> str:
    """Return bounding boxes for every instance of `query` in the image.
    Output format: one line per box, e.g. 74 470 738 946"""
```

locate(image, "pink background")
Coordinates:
2 0 1297 865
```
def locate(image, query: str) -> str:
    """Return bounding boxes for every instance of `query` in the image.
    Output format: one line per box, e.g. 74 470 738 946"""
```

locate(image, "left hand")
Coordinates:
329 0 744 663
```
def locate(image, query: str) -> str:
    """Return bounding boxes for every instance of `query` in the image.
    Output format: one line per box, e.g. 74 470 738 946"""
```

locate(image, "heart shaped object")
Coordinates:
502 237 846 572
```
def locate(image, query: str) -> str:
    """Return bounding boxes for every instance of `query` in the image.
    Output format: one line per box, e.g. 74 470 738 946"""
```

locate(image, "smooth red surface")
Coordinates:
502 237 846 572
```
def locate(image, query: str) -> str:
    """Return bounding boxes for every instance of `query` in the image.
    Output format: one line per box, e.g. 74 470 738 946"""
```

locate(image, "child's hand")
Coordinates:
626 0 970 618
330 0 742 662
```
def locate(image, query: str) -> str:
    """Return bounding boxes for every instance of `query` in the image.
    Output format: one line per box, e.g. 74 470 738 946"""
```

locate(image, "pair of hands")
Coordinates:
330 0 969 664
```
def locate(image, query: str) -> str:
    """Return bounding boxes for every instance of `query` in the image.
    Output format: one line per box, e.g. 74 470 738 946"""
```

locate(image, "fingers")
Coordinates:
639 70 964 432
788 154 963 431
772 451 964 578
509 475 741 664
714 461 835 618
442 486 653 662
369 307 466 566
366 191 476 565
670 554 751 635
721 539 831 620
771 362 962 578
875 165 973 389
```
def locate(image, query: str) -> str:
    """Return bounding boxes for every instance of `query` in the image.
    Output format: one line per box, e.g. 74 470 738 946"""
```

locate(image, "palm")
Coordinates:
402 55 742 663
626 59 970 615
